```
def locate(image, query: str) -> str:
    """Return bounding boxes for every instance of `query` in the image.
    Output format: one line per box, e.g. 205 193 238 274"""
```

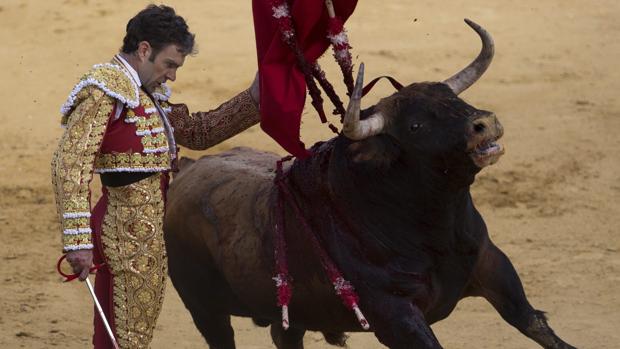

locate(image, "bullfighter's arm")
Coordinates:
51 86 114 252
166 89 260 151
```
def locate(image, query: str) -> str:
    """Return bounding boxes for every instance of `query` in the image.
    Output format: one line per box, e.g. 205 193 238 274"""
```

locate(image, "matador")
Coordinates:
51 5 260 348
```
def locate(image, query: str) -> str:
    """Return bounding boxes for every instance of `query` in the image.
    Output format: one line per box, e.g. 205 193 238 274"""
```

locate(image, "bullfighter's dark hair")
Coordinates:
121 5 196 59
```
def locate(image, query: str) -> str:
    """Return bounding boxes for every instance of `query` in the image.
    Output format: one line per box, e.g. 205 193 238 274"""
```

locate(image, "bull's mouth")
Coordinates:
469 136 504 168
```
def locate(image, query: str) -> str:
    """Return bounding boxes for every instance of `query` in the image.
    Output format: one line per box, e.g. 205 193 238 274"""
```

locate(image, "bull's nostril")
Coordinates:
474 122 486 133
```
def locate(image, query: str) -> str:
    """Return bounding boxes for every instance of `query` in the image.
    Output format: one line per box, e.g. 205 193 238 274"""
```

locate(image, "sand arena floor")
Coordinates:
0 0 618 348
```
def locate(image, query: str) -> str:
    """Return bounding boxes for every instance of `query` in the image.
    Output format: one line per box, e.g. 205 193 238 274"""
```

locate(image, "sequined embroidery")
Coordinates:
60 63 139 118
51 87 115 251
122 93 171 155
151 84 171 102
167 89 260 150
53 59 174 253
100 174 167 349
94 152 171 173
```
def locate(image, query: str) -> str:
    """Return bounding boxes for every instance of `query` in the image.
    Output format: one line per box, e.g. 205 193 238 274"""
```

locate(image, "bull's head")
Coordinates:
342 19 504 181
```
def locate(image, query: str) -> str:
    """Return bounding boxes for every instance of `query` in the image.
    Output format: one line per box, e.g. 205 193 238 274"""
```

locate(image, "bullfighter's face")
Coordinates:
135 42 186 92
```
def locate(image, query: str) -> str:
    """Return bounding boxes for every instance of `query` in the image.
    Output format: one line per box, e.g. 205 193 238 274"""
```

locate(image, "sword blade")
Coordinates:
85 277 120 349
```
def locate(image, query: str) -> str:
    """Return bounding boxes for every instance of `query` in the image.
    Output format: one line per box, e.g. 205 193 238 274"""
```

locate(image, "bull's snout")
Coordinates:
468 113 504 168
471 113 503 139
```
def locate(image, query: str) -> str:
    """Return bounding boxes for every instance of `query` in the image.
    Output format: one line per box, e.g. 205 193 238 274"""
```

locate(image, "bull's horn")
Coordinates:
342 63 385 140
443 19 495 95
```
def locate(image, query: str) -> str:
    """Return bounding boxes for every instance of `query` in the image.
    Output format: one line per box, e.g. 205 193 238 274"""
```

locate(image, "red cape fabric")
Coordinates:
253 0 358 158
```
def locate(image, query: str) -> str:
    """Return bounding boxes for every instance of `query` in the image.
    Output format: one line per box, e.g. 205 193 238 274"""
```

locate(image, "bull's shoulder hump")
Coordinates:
190 147 280 178
200 147 279 167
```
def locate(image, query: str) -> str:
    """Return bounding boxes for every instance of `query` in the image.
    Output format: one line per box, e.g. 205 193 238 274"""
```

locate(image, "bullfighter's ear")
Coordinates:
346 135 400 169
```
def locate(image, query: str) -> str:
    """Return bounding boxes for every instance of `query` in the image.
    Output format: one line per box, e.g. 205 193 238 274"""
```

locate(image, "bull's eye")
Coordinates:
410 123 423 132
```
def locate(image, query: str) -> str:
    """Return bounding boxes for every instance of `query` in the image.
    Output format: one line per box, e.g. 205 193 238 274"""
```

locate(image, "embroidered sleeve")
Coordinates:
166 89 260 150
51 86 114 252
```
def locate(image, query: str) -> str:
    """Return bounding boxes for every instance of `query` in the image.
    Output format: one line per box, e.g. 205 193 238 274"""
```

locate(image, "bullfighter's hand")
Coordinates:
66 249 94 281
249 71 260 106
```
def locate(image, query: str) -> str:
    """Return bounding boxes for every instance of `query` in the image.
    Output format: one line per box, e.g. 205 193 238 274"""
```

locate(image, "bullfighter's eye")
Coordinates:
410 123 423 132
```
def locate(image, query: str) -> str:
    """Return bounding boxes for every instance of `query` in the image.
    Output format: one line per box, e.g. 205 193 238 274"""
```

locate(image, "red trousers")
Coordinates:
90 173 169 349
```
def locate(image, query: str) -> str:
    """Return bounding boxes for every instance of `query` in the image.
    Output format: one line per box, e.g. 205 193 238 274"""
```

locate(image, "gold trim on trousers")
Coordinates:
100 174 167 348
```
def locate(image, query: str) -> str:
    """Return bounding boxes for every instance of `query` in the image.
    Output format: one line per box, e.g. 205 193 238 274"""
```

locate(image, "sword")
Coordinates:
57 255 120 349
85 277 121 349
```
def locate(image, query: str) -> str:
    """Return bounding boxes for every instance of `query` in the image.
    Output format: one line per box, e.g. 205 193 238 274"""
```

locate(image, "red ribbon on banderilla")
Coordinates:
274 156 370 331
268 0 369 331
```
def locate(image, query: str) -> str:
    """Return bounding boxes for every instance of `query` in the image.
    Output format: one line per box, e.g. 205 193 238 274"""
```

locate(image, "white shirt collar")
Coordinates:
115 54 142 87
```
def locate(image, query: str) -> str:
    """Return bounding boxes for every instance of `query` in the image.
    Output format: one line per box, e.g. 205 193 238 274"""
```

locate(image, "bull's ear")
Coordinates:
346 135 400 169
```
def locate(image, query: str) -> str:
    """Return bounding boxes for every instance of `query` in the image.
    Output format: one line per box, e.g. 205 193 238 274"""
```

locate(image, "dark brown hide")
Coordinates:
164 83 575 349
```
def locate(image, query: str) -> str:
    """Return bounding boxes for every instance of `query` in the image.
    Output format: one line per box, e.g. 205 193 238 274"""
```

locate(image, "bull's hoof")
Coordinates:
553 343 577 349
252 318 271 327
322 332 348 347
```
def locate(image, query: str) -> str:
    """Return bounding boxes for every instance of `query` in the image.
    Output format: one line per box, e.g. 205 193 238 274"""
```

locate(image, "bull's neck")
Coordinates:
285 139 476 255
320 141 476 248
334 165 470 226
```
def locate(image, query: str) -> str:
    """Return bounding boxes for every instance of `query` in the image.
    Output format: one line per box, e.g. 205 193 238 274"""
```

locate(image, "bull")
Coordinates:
163 20 576 349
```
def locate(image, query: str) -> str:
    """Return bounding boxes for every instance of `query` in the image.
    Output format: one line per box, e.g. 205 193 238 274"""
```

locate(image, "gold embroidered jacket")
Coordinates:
52 60 260 252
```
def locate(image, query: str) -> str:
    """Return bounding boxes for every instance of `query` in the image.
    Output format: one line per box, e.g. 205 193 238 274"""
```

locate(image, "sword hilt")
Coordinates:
56 254 104 282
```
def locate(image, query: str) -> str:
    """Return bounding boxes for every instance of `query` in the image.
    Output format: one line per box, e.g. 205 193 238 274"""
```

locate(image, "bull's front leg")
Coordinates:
324 232 441 348
468 242 577 349
356 288 442 349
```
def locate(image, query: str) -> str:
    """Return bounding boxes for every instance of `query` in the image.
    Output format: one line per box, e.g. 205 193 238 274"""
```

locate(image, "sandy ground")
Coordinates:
1 0 619 348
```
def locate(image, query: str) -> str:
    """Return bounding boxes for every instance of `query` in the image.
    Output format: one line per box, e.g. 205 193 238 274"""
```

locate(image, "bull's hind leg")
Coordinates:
270 323 306 349
167 251 236 349
469 242 577 349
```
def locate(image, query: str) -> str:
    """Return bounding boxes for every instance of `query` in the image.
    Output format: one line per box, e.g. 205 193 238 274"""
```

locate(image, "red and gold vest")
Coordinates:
52 57 261 252
60 61 175 174
53 59 175 251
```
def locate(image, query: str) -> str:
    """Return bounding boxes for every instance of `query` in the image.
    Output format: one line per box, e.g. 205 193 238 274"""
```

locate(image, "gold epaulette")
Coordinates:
151 83 171 102
60 63 140 122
